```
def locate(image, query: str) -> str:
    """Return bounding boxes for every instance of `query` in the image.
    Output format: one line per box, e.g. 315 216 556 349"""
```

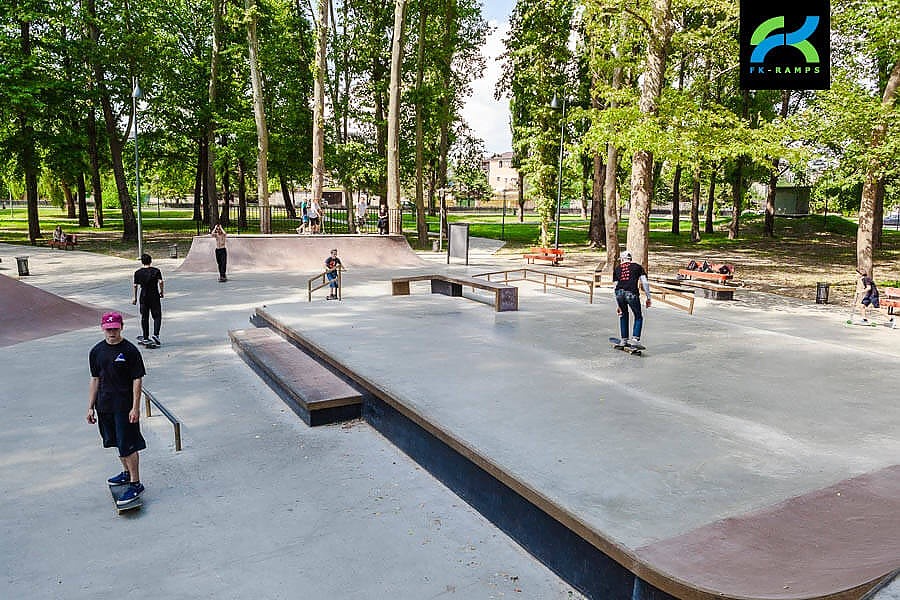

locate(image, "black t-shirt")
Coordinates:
613 262 646 294
89 339 146 412
325 256 342 271
134 267 163 301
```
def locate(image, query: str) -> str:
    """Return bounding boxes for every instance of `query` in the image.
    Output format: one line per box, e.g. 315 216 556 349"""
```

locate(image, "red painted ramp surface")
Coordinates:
0 275 107 347
178 234 424 274
635 465 900 600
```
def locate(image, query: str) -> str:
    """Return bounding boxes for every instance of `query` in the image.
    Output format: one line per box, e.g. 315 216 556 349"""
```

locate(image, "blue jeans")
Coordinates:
326 271 338 290
615 289 643 340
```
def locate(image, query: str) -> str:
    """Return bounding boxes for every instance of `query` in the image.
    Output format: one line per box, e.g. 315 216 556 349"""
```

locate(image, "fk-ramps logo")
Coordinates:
740 1 830 90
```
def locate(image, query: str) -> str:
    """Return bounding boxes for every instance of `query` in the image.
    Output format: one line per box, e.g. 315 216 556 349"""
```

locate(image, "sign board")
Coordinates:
447 223 469 265
740 1 830 90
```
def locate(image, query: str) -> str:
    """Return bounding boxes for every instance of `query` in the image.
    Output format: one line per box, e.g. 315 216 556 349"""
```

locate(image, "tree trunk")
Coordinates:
237 158 248 229
874 178 885 250
588 153 605 247
690 167 701 242
63 182 76 218
386 0 408 235
728 159 743 239
193 138 204 222
280 176 297 219
86 102 103 227
764 160 778 237
220 160 232 225
413 2 428 247
517 171 525 222
603 143 621 271
77 172 89 227
206 0 224 229
246 0 271 233
311 0 327 212
87 0 137 242
671 164 681 235
17 21 41 243
705 168 716 234
200 138 210 223
374 57 388 205
626 0 673 268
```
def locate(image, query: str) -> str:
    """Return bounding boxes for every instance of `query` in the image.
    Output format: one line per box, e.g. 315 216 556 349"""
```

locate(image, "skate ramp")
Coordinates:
178 234 425 274
0 274 108 347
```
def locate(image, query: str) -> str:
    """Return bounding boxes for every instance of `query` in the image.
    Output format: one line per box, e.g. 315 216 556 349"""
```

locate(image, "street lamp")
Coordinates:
551 94 567 250
132 77 144 258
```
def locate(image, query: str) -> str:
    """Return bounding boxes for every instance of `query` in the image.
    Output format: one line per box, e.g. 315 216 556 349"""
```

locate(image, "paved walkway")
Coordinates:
0 243 581 599
2 239 897 599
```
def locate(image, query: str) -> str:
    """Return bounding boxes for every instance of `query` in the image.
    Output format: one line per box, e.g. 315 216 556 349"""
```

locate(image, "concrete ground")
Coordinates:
2 238 898 599
0 242 582 599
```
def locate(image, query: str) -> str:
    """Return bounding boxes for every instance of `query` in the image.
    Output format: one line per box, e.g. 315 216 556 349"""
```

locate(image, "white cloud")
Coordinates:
461 20 512 155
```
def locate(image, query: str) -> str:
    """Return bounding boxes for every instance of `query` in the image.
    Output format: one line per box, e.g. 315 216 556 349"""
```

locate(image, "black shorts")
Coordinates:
862 296 880 308
97 411 147 457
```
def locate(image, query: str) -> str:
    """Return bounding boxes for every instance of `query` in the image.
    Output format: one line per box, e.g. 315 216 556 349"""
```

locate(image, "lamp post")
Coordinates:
132 77 144 258
551 94 567 250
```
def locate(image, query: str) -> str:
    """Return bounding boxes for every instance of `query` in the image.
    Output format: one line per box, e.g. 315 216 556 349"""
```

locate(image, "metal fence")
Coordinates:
196 204 400 235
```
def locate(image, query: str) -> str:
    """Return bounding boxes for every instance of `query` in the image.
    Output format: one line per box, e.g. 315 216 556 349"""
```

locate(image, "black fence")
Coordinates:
197 205 402 235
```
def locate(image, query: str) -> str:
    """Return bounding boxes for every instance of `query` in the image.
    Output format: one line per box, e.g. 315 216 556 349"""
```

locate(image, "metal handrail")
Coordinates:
142 388 182 451
307 268 342 302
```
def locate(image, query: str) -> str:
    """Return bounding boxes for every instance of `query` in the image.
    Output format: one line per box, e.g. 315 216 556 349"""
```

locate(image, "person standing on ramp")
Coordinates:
212 224 228 282
324 248 343 300
132 253 164 347
613 251 651 348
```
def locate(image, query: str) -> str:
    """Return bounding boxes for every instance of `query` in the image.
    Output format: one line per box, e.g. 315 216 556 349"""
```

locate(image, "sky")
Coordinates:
460 1 515 155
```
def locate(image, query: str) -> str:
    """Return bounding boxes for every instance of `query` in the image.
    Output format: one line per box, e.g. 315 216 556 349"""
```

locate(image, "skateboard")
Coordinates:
137 338 160 349
609 337 643 356
845 319 879 327
109 483 142 514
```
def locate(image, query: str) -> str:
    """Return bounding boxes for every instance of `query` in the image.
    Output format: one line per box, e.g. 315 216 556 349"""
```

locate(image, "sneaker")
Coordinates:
151 335 161 346
136 336 147 345
628 338 645 349
108 471 130 485
861 318 869 323
218 276 227 282
116 482 144 505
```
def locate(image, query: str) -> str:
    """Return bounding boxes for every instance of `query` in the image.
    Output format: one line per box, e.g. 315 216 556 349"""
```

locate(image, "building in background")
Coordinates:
482 152 518 196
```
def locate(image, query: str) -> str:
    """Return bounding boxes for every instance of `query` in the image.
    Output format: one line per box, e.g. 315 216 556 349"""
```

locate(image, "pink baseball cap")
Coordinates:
100 312 124 329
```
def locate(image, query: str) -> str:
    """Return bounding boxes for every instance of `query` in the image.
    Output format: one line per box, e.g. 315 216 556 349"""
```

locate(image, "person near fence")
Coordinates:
87 311 147 506
324 248 343 300
308 198 321 234
211 224 228 282
613 251 652 348
855 267 880 322
53 225 66 244
356 196 368 232
132 253 164 346
377 203 389 234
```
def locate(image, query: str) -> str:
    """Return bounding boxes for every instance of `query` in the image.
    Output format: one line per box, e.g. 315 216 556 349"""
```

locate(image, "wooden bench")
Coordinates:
229 327 363 426
877 287 900 327
392 273 518 312
677 261 733 284
49 234 77 250
523 247 564 266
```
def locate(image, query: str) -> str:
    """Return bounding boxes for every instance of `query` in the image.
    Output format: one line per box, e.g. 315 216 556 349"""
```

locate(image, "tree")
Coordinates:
246 0 271 233
386 0 407 234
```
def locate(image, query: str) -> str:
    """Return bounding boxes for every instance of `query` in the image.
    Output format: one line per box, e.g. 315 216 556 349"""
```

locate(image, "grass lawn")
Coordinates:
3 205 899 303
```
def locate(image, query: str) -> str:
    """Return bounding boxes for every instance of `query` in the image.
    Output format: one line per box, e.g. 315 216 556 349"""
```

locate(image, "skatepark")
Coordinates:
1 235 898 599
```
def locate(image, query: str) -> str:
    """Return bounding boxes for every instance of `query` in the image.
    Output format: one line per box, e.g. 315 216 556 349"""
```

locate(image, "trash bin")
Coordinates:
169 244 178 259
15 256 30 276
816 282 830 304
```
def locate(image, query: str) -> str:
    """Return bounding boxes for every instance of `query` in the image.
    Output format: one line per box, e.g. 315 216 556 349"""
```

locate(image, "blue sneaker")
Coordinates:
116 482 144 505
108 471 130 485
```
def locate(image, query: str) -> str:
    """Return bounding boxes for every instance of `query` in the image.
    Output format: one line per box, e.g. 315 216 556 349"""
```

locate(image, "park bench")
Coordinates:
877 287 900 327
230 327 363 426
677 260 733 284
48 234 78 250
523 247 564 266
679 279 734 300
391 273 518 312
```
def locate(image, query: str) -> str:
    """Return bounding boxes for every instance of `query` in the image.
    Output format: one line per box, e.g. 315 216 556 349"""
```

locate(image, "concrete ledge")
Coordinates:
229 327 362 426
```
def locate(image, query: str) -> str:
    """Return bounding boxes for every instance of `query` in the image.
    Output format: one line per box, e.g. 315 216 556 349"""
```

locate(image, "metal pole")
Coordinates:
133 78 143 258
501 189 506 241
554 97 566 250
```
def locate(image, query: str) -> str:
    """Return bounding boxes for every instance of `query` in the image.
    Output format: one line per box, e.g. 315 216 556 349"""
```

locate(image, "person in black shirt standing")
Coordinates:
132 253 165 347
87 312 147 506
613 251 652 348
